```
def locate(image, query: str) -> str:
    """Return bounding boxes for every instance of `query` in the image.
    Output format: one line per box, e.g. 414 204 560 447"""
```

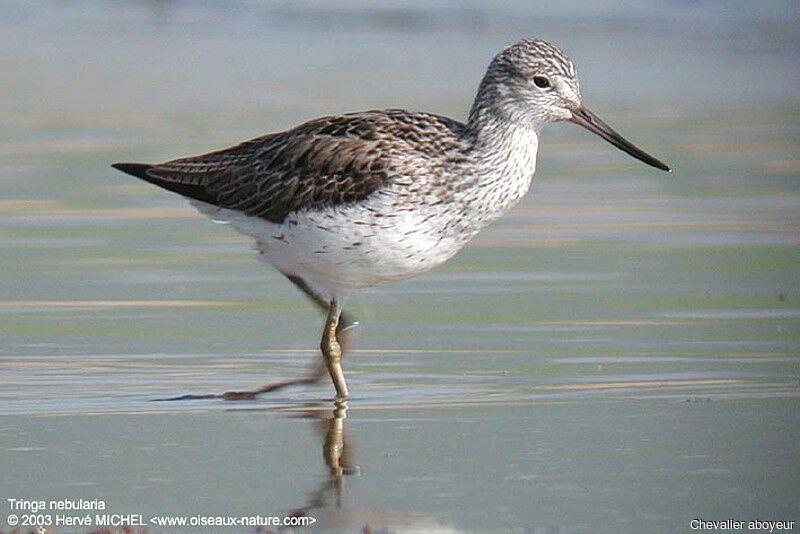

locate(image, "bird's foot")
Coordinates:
152 393 218 401
221 390 259 401
153 373 325 402
233 374 323 399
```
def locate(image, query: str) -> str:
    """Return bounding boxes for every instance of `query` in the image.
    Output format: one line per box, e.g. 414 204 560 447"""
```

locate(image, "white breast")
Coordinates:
453 123 539 232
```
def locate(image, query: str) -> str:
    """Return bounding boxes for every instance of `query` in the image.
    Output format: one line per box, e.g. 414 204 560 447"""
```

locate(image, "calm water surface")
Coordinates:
1 2 799 533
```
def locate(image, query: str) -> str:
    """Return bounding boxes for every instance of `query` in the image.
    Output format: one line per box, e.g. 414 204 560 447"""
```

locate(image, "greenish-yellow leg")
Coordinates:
321 299 349 399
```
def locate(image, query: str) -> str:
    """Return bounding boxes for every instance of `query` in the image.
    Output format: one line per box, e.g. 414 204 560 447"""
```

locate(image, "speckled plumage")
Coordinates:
113 39 669 399
126 110 468 225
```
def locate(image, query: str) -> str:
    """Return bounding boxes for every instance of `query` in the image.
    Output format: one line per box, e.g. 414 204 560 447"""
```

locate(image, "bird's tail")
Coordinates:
111 162 218 204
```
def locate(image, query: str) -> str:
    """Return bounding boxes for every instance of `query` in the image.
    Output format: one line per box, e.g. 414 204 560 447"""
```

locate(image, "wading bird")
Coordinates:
113 39 670 400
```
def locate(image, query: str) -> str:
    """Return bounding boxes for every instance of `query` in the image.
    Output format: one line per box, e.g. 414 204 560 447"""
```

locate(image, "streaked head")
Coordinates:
471 39 670 172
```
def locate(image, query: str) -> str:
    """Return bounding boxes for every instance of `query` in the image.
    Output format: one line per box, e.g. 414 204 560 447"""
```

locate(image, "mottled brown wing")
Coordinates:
114 114 398 224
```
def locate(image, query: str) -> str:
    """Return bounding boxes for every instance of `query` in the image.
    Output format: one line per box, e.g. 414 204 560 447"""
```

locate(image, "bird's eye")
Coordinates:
533 75 550 89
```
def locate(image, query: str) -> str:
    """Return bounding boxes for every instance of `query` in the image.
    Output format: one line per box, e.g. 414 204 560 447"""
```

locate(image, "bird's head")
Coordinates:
471 39 670 172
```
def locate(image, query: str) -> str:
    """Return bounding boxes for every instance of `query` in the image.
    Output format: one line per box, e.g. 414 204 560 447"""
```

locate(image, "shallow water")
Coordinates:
1 2 799 533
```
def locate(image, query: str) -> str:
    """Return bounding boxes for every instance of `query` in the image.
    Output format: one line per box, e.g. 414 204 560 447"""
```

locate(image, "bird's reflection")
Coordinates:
322 401 360 478
287 400 359 521
259 400 452 532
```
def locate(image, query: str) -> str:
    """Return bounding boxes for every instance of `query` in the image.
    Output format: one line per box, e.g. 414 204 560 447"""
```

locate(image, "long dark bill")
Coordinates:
570 107 671 172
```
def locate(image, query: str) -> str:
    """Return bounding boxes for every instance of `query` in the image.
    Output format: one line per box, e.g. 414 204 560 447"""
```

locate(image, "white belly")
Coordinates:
191 198 470 300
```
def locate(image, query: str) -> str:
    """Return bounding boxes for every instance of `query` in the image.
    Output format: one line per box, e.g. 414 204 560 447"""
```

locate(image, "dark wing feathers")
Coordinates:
112 110 465 223
111 162 222 205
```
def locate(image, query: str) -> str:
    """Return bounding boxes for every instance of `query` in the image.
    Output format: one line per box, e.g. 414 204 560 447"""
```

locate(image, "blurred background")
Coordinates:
1 1 799 532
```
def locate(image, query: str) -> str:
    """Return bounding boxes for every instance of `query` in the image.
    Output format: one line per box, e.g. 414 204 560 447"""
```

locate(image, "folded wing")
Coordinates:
113 114 396 224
